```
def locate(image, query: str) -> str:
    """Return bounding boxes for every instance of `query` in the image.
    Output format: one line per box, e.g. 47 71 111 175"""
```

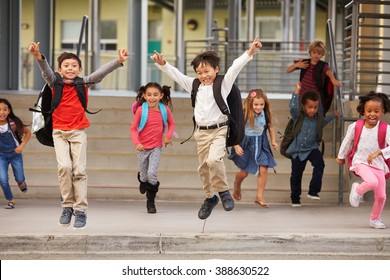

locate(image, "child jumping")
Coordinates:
0 98 31 209
28 42 129 229
286 82 338 207
228 89 278 207
286 40 341 114
336 92 390 229
130 83 175 213
151 37 262 220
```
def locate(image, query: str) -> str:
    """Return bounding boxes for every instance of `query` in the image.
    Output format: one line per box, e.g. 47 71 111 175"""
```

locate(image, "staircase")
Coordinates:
3 92 345 204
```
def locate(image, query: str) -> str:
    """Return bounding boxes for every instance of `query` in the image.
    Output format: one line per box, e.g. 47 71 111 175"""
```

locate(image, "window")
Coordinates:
61 20 117 51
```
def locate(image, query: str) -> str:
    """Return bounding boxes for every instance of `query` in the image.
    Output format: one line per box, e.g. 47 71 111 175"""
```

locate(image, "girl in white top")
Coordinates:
336 92 390 229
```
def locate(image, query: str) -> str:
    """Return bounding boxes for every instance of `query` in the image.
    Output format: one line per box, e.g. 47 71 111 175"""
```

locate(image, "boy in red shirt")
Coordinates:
29 42 129 229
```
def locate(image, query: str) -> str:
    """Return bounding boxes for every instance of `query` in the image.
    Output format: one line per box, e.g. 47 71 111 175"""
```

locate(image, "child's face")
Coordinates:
195 63 219 86
0 102 10 125
309 49 324 64
143 87 163 110
302 99 319 119
58 58 82 80
252 97 265 115
364 100 384 128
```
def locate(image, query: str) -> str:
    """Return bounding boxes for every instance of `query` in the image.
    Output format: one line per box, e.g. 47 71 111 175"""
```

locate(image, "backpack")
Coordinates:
280 110 324 159
137 102 168 131
181 75 245 147
347 119 390 179
299 59 334 113
29 72 99 147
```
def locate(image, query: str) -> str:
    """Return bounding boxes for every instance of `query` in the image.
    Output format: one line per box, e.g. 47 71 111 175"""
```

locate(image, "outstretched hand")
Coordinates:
247 36 262 57
28 42 42 60
150 50 166 66
117 48 129 63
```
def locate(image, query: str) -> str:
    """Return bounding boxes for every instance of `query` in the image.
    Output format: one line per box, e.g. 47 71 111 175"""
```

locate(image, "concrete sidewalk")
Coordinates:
0 198 389 259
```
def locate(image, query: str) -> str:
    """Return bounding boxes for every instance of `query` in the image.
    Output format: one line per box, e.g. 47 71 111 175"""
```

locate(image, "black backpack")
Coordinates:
30 73 99 147
299 59 334 113
181 75 245 147
280 110 324 159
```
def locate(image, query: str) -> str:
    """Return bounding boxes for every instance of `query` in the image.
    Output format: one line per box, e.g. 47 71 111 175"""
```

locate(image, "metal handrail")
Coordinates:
77 15 89 74
327 19 346 204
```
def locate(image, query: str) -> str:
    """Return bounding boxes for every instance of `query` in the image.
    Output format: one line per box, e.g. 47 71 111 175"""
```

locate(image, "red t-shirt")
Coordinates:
52 84 90 130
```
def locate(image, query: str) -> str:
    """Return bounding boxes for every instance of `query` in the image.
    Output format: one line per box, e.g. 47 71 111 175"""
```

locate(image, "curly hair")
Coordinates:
301 91 320 105
356 91 390 117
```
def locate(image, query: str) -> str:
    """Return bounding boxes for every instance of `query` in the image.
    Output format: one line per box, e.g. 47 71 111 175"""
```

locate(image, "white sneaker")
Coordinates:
369 219 386 229
291 203 302 207
307 194 321 200
349 182 362 207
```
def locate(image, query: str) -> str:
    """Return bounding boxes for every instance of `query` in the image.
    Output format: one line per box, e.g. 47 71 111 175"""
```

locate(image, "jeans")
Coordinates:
0 151 25 201
290 149 324 203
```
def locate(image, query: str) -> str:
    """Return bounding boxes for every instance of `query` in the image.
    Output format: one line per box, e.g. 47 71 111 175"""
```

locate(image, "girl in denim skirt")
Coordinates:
228 89 278 207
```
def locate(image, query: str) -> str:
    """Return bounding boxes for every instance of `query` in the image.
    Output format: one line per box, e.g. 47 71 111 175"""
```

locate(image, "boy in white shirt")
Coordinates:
151 37 262 219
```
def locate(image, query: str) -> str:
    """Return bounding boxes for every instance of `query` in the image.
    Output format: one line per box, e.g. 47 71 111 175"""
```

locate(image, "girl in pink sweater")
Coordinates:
130 83 175 213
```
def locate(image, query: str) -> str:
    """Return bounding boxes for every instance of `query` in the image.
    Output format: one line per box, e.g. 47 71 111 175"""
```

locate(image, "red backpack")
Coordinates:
347 119 390 179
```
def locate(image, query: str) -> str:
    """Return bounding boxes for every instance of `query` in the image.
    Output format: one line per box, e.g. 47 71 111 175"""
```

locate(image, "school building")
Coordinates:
2 0 348 92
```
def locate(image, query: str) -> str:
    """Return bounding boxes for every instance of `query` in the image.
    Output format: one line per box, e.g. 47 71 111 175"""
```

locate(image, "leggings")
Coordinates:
137 147 162 185
355 163 387 220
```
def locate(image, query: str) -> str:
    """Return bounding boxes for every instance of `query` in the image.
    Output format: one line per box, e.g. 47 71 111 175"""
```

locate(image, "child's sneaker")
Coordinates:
73 210 87 229
307 194 320 200
198 195 219 220
349 182 362 207
18 182 28 193
369 219 386 229
59 207 73 226
218 190 235 211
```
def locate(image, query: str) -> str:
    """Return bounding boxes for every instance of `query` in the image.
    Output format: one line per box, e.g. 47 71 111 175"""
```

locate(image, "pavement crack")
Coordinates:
202 220 207 233
158 233 163 254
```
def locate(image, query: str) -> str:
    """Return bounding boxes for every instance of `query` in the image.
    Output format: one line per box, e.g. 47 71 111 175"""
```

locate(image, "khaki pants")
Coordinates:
53 129 88 211
194 126 229 198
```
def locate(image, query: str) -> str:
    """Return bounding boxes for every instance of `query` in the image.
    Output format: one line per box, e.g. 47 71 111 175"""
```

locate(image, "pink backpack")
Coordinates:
347 119 390 179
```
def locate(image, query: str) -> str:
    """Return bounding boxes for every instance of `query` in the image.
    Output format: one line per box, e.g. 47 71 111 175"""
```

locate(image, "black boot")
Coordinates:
137 172 148 194
146 181 159 214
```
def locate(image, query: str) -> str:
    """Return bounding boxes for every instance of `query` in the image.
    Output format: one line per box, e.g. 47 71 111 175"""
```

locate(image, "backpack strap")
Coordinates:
159 103 168 127
378 121 388 149
316 112 324 143
291 110 305 138
52 72 100 114
351 119 365 156
180 79 200 144
138 102 167 132
51 72 64 113
212 75 230 115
